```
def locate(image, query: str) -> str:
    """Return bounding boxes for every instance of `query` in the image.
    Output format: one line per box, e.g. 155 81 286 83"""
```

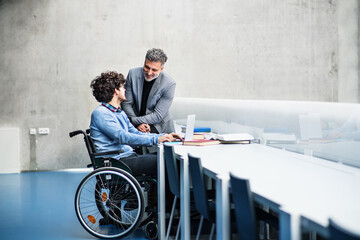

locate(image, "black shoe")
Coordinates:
99 217 110 225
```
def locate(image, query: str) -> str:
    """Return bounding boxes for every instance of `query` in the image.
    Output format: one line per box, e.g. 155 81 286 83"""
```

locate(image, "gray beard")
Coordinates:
144 73 158 82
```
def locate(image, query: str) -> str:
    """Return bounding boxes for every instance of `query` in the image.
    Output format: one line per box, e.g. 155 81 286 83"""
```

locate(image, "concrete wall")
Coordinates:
338 0 359 102
0 0 358 170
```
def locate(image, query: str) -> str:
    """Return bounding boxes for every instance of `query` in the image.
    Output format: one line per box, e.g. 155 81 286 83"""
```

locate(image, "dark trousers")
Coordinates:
120 152 177 213
120 153 157 177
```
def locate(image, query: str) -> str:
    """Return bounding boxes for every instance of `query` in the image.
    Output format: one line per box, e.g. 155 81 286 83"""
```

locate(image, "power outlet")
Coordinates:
29 128 37 135
38 128 50 135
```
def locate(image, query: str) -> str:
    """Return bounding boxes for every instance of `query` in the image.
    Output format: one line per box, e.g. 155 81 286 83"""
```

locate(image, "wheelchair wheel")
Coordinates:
144 221 158 239
75 167 144 239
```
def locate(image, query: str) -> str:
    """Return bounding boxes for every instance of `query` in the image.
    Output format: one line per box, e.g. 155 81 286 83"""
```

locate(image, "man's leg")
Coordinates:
120 153 157 177
120 152 174 211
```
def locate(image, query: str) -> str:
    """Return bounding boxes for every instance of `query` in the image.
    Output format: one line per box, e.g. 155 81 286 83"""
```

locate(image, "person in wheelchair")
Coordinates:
89 70 182 178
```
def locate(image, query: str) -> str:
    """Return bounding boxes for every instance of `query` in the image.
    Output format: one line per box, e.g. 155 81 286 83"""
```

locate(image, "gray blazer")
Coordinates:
121 67 176 133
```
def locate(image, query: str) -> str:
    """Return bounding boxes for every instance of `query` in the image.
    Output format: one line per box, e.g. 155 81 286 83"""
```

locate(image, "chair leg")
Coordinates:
196 216 204 240
166 196 178 240
259 221 266 239
175 216 181 240
309 232 317 240
265 223 270 239
209 223 215 240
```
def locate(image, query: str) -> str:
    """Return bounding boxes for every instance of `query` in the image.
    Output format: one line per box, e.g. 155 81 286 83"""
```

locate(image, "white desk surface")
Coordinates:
172 143 360 238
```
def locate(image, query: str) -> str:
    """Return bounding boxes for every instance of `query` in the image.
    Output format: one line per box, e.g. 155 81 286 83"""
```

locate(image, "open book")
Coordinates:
209 133 255 144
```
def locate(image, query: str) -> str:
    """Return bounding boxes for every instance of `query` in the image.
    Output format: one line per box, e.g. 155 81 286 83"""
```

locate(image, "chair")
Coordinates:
188 154 216 240
163 144 181 240
329 219 360 240
230 173 278 240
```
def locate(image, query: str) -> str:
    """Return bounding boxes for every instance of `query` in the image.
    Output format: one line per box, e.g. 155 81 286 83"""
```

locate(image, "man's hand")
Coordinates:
137 123 150 133
158 133 183 143
170 133 182 140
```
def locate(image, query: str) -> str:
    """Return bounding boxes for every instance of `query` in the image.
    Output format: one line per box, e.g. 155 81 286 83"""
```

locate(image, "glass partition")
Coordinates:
171 98 360 168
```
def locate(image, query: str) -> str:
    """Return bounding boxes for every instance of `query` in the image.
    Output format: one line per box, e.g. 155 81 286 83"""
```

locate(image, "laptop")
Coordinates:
184 114 196 141
299 113 322 140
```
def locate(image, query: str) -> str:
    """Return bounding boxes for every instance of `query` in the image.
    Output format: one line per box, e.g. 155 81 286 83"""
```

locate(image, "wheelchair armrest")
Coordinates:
92 149 124 157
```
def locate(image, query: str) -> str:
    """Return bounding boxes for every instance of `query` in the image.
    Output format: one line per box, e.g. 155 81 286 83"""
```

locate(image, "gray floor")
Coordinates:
0 169 148 240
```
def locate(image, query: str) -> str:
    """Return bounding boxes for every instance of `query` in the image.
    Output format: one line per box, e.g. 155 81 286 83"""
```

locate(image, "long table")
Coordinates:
268 140 360 168
157 143 360 240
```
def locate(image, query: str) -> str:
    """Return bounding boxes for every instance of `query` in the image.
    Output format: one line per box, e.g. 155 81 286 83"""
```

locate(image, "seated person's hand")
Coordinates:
170 133 182 141
137 123 150 133
158 133 182 143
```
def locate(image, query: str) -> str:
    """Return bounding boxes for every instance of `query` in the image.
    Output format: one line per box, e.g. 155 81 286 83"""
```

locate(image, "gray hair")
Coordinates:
145 48 168 66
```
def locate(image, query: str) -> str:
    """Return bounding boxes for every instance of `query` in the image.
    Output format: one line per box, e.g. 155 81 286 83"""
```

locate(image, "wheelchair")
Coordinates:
69 129 158 239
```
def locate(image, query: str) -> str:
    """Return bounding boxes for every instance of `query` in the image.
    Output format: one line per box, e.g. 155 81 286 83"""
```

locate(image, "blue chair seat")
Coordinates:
329 219 360 240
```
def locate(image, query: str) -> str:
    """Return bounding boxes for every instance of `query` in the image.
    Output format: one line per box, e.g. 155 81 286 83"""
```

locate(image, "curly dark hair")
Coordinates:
90 71 126 103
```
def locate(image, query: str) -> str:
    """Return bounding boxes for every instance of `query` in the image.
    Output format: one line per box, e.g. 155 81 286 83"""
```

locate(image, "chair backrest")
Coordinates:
83 129 97 165
164 144 180 198
188 154 214 223
329 219 360 240
69 129 97 166
229 173 257 240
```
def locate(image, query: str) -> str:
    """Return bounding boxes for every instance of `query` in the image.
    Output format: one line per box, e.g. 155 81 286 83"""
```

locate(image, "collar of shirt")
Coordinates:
101 102 121 112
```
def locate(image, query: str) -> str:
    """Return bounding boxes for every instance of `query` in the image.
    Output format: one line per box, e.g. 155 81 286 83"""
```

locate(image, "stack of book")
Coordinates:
183 139 221 146
181 127 211 134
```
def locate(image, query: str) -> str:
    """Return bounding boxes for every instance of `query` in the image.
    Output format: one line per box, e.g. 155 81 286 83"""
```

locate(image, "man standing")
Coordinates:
121 48 176 134
90 71 181 177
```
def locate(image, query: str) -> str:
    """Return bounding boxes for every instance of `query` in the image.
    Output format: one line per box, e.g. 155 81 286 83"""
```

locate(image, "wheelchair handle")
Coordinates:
69 130 85 138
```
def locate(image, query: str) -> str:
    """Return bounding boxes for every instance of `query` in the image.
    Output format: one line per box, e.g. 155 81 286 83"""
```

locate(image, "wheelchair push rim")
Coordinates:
75 167 144 239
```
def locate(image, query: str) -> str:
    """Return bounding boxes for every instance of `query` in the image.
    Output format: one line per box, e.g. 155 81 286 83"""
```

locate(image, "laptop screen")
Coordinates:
184 114 196 141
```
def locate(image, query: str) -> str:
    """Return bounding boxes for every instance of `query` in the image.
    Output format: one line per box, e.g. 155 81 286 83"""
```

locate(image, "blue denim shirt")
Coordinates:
90 104 161 159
